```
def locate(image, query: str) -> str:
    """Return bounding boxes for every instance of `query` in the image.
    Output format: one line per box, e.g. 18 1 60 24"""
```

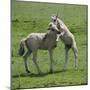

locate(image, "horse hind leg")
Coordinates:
72 45 78 68
23 50 32 73
64 45 71 70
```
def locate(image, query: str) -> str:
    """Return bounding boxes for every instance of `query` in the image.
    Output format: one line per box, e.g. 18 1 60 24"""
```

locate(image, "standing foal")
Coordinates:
18 26 60 74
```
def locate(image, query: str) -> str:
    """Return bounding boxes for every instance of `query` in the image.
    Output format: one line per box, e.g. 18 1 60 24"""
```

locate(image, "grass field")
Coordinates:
11 0 88 89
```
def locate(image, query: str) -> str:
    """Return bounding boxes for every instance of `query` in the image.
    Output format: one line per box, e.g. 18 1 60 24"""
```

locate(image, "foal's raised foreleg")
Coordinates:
23 50 32 73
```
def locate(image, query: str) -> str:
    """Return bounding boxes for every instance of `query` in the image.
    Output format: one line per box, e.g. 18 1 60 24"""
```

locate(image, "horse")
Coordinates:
18 26 60 74
49 15 78 69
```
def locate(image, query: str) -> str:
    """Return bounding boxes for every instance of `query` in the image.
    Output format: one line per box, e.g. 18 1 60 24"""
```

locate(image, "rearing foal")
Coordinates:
49 15 78 69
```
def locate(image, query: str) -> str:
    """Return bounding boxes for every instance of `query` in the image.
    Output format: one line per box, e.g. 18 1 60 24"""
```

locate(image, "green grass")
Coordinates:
11 0 88 89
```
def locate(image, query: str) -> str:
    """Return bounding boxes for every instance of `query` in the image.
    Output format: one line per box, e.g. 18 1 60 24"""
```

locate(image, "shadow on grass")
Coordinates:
12 70 66 78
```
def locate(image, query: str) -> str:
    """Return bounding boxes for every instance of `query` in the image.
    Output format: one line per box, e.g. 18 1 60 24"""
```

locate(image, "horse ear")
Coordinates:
56 12 58 18
56 15 58 17
56 9 59 17
51 16 54 19
56 15 58 20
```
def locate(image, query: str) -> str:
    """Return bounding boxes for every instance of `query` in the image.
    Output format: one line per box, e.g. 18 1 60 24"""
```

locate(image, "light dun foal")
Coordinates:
49 15 78 69
19 26 60 74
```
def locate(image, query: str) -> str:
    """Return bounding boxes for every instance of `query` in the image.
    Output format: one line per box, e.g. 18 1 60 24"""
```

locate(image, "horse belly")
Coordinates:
61 36 72 45
39 41 57 50
38 42 48 50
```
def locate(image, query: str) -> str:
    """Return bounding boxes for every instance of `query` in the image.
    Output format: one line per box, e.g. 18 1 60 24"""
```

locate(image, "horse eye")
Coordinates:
54 19 56 22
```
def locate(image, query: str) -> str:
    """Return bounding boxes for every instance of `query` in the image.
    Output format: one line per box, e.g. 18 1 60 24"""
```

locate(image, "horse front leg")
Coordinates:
48 49 54 73
32 51 42 74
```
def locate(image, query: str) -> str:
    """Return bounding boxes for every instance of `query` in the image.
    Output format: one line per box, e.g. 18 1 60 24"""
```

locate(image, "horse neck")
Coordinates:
48 31 57 40
57 18 69 32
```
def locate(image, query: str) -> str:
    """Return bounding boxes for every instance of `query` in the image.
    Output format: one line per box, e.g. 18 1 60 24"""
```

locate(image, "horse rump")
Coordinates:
18 40 25 56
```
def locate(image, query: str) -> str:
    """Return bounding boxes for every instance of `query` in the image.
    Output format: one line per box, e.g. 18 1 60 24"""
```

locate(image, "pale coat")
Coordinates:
19 27 60 74
50 16 78 69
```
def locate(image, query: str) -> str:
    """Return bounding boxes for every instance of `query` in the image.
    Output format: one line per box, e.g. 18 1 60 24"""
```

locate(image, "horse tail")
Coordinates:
18 39 26 56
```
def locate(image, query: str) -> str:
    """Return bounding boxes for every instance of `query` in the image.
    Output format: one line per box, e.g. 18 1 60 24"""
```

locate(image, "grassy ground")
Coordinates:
11 0 88 89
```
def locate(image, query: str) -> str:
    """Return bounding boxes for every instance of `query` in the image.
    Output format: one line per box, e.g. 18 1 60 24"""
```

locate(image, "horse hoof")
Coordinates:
38 71 43 75
26 70 31 73
49 70 54 74
62 68 67 72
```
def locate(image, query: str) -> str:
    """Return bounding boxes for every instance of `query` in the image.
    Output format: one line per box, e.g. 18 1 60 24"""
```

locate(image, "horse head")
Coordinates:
48 22 60 34
51 15 61 30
